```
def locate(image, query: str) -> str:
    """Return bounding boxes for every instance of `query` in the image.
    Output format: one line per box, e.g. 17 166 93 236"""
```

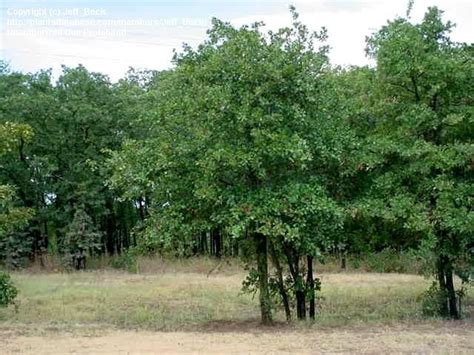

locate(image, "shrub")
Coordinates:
0 271 18 307
420 282 446 317
110 249 138 273
349 249 423 274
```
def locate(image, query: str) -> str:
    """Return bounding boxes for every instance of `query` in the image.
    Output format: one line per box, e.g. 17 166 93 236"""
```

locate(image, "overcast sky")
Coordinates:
1 0 472 81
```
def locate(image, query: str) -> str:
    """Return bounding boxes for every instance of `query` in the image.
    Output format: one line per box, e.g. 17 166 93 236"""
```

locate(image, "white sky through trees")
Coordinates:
1 0 472 81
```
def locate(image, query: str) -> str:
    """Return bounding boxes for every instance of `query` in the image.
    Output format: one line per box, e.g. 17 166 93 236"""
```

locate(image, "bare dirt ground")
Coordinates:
2 322 473 354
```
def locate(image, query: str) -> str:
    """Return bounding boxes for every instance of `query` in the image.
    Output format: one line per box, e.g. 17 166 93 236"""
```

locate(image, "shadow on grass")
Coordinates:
196 319 292 333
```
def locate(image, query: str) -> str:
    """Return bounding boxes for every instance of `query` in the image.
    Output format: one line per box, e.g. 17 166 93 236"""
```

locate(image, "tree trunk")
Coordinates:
341 255 346 269
437 255 460 319
294 258 305 320
209 231 214 256
269 241 291 321
212 228 221 258
436 256 449 317
293 253 306 320
137 197 146 221
285 246 306 320
307 255 315 319
255 232 272 325
200 231 207 254
295 290 306 320
445 261 460 319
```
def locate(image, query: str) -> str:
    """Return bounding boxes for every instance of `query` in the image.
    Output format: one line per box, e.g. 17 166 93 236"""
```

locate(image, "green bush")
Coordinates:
110 250 138 273
348 249 423 274
0 271 18 307
420 282 445 317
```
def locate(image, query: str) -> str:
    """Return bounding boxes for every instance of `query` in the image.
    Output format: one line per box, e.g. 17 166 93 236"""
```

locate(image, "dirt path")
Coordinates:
2 323 473 354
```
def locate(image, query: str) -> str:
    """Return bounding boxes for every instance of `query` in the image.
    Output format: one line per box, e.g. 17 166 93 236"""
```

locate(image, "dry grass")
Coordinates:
28 254 245 274
1 259 472 333
0 272 257 331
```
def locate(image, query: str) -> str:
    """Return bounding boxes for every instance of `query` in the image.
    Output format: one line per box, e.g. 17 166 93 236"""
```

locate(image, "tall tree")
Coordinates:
0 63 143 262
110 8 345 323
359 7 473 318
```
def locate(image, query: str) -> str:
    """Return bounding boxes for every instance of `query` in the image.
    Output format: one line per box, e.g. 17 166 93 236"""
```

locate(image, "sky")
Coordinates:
1 0 472 81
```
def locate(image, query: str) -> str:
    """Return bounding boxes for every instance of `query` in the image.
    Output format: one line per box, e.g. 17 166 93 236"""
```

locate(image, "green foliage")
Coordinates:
110 249 139 273
62 208 101 256
107 8 349 322
0 271 18 307
0 63 145 263
0 122 34 267
0 229 34 269
420 282 446 317
362 249 421 273
418 280 468 318
0 185 34 237
357 6 473 318
0 122 33 155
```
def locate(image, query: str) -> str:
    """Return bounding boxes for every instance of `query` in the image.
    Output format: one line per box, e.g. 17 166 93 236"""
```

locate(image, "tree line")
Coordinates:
0 6 472 322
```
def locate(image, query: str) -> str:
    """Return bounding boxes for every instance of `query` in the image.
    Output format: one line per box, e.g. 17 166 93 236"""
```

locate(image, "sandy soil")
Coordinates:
2 322 473 354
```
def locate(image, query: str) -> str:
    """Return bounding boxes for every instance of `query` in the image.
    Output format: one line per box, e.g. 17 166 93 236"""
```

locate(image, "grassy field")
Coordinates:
1 260 473 353
1 259 472 332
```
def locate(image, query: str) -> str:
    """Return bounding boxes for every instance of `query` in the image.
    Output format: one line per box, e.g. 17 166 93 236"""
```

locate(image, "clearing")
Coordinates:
1 262 472 353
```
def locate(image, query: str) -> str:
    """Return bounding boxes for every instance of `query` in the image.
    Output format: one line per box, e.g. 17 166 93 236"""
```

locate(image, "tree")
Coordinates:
359 7 473 318
0 122 34 267
62 207 101 270
0 63 143 261
110 8 345 324
0 272 18 308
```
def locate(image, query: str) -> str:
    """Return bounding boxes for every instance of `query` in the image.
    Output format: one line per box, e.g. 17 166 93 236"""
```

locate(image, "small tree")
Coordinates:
62 207 101 269
0 271 18 308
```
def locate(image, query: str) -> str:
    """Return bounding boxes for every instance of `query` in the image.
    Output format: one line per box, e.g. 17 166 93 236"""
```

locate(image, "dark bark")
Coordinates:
341 255 346 269
445 262 460 319
269 241 291 321
209 231 213 255
436 256 449 317
200 231 208 254
307 255 315 319
410 74 420 103
73 250 86 270
295 290 306 320
295 253 306 320
284 246 306 320
437 255 460 319
137 197 146 221
212 228 222 258
105 198 117 255
255 232 272 325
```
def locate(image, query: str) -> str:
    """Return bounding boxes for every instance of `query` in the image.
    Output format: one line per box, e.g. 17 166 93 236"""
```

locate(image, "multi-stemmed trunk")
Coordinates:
269 241 291 321
436 255 460 319
285 247 306 320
